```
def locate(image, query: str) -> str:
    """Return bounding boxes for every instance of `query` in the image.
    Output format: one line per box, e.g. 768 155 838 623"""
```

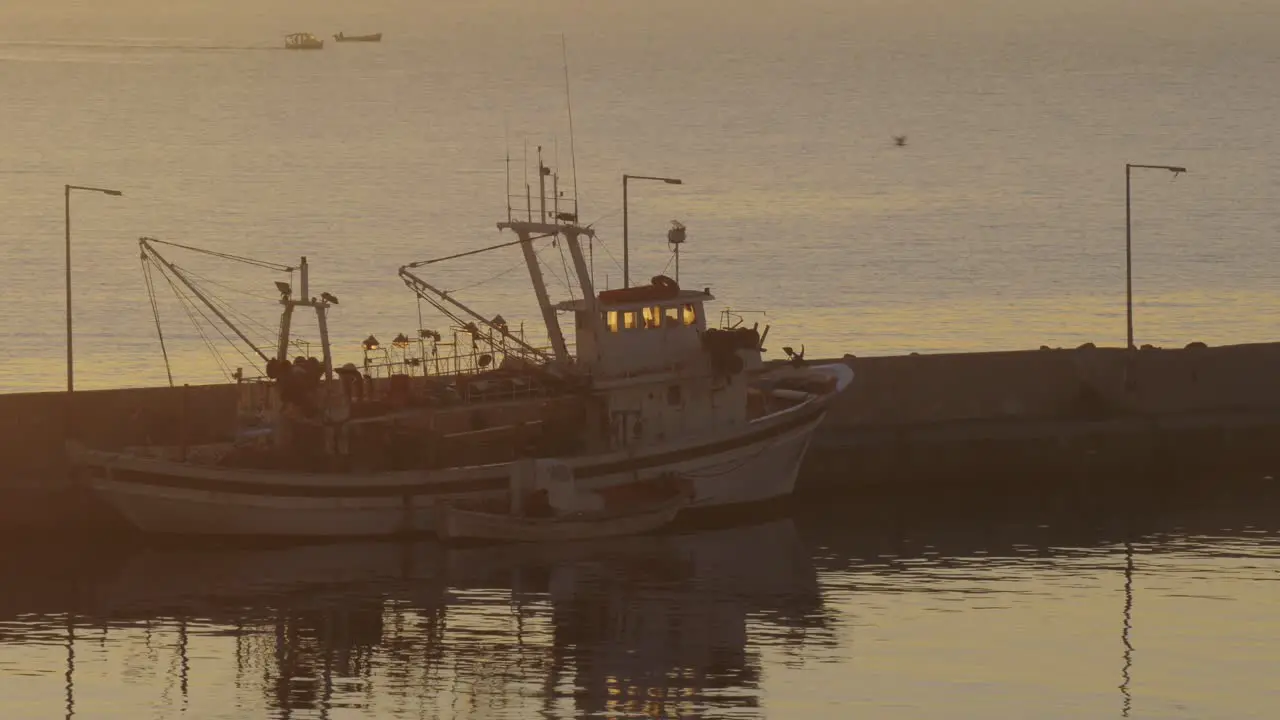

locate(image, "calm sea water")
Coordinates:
0 481 1276 719
2 0 1279 392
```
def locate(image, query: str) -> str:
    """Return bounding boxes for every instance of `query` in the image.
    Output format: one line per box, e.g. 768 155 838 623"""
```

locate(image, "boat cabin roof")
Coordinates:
555 288 713 312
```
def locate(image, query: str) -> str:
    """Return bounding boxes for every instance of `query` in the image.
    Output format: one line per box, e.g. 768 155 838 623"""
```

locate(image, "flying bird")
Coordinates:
893 135 907 147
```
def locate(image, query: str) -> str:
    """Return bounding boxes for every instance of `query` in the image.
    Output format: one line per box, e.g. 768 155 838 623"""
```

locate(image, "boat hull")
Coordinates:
435 495 687 544
78 365 850 539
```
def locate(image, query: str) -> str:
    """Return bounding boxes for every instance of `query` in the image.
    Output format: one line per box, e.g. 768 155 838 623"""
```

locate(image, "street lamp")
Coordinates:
1125 164 1184 350
65 184 123 396
622 174 682 288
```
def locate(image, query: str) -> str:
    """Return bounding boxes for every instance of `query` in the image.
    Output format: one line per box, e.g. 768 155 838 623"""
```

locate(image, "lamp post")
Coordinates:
1124 164 1184 350
622 174 682 288
65 184 122 396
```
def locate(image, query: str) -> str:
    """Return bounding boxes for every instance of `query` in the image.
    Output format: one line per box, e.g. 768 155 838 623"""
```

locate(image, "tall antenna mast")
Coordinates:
504 115 512 223
562 35 580 218
524 138 532 221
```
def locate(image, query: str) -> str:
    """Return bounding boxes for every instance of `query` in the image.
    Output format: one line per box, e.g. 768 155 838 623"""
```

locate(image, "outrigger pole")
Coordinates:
397 266 551 362
139 237 270 363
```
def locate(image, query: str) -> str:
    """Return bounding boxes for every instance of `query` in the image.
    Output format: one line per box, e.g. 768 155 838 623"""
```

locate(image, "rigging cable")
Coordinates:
180 270 280 349
590 234 626 280
582 208 624 289
177 265 279 302
536 248 575 297
154 263 265 379
141 255 175 388
416 237 564 297
156 266 234 381
404 236 536 269
556 241 577 302
562 35 580 218
659 249 676 277
445 254 532 295
143 237 294 273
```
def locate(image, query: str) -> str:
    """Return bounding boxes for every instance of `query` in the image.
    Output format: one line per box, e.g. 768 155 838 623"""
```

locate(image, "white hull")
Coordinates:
436 494 688 543
78 365 850 539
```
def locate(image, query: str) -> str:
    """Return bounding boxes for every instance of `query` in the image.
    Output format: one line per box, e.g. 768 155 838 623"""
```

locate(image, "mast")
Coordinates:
521 225 568 363
563 226 595 308
277 256 334 379
496 220 572 363
276 304 295 361
537 146 548 223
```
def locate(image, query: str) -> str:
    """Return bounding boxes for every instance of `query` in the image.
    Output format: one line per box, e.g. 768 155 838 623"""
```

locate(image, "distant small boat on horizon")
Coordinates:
285 32 323 50
334 32 382 43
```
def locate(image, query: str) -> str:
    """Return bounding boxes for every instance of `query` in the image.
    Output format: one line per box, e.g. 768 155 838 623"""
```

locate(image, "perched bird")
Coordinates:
783 345 806 368
893 135 907 147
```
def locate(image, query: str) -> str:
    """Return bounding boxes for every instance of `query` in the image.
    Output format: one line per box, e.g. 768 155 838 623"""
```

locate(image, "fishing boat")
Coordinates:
333 32 382 42
285 32 324 50
72 151 853 539
435 463 692 544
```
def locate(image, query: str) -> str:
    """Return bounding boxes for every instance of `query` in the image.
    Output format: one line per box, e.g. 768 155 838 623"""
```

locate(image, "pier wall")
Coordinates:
4 342 1280 533
0 384 237 534
805 342 1280 489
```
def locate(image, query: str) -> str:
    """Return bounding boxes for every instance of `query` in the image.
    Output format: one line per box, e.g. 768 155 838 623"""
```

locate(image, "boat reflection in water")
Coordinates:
0 516 831 719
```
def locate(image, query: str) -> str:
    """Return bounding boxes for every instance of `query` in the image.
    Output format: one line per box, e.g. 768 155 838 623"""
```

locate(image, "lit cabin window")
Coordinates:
623 311 638 330
682 304 697 326
606 311 620 333
663 306 681 327
642 306 661 328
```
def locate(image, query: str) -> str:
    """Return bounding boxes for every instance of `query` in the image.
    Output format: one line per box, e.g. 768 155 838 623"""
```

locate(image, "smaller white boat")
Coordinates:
333 32 382 43
436 460 692 544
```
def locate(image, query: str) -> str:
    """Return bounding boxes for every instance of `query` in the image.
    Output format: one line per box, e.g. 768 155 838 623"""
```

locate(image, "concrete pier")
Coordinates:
5 342 1280 534
806 342 1280 488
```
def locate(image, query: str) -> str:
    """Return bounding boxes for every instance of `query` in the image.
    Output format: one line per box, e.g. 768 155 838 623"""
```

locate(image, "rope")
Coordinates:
447 254 531 294
143 237 294 272
537 251 574 296
182 274 314 364
563 35 581 223
591 235 626 278
557 241 577 302
177 266 276 356
191 298 264 377
157 267 234 381
405 237 527 268
182 272 279 348
659 250 676 277
141 256 174 388
154 262 265 380
178 265 279 301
